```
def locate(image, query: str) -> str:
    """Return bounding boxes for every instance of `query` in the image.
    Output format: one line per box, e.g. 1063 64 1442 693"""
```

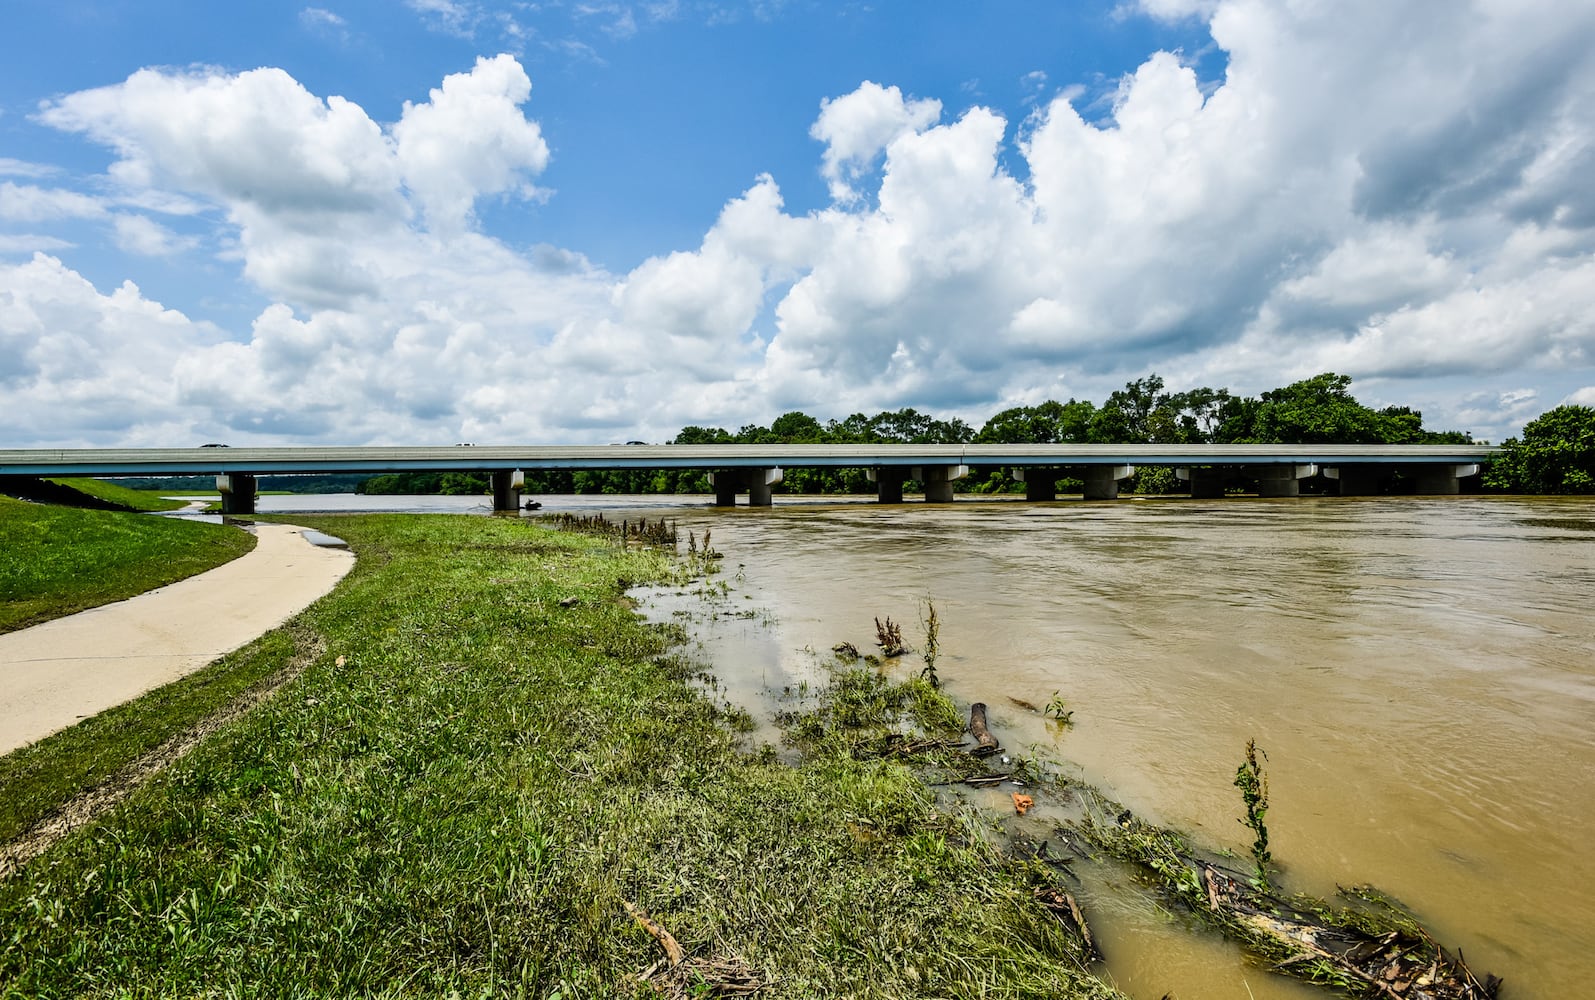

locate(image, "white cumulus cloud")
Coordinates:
5 0 1595 448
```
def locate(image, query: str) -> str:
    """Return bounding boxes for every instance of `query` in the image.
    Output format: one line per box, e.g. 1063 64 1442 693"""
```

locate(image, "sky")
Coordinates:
2 0 1593 447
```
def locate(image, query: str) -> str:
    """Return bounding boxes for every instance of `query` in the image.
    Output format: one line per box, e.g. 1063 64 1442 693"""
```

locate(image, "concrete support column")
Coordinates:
710 468 782 507
1325 464 1384 496
867 467 908 504
1082 465 1135 501
1410 463 1479 496
747 467 782 507
920 464 968 503
1014 467 1058 502
217 473 257 515
709 470 740 506
1255 463 1317 498
1177 467 1227 499
491 470 524 512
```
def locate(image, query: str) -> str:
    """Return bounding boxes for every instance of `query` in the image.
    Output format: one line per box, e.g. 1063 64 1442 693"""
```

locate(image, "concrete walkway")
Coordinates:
0 524 355 756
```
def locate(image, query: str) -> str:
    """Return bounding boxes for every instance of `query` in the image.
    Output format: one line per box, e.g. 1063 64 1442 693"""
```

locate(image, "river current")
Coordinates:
245 491 1594 997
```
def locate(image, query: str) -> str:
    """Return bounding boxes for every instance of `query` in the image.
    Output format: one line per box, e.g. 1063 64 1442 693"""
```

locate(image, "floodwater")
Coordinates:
215 492 1595 997
639 494 1595 999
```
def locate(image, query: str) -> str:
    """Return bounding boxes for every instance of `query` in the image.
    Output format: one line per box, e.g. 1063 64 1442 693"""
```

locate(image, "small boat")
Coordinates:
523 499 543 511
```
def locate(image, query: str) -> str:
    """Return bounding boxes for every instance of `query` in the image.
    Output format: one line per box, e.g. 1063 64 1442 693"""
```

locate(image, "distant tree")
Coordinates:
770 411 824 442
673 425 734 444
866 407 974 444
1483 405 1595 494
976 400 1098 443
1092 375 1172 443
1166 387 1234 443
1244 373 1393 443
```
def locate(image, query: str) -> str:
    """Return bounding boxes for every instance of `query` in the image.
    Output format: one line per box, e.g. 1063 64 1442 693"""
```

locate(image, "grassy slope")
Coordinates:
0 514 1118 999
0 497 256 633
43 479 185 512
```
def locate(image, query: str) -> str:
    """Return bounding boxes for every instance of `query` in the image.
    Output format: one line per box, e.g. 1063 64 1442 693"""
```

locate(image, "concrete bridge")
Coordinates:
1 443 1499 513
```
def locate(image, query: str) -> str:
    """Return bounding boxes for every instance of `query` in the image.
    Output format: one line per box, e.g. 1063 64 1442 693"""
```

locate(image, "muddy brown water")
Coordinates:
253 491 1593 996
633 494 1595 999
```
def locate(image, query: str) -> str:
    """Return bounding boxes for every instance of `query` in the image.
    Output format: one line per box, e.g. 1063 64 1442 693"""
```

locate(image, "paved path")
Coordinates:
0 524 355 755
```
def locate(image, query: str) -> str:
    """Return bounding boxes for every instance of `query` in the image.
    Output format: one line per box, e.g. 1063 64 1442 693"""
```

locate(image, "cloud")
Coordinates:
810 81 942 203
299 7 351 43
7 1 1595 449
112 214 197 256
407 0 479 37
0 182 106 222
0 254 218 442
0 235 74 254
0 158 57 179
392 54 549 234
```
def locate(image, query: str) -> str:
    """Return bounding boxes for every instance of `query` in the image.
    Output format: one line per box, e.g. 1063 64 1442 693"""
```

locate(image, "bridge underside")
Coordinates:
1 445 1494 511
121 461 1495 514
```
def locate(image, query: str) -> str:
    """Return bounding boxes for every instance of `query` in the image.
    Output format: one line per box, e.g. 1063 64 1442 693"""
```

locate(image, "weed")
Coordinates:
919 599 940 688
874 615 908 657
1234 738 1271 887
1043 692 1074 724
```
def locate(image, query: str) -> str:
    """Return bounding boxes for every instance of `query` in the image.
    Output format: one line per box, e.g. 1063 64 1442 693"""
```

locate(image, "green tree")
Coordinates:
1092 375 1173 443
1484 405 1595 494
673 425 734 444
975 400 1098 443
770 411 824 442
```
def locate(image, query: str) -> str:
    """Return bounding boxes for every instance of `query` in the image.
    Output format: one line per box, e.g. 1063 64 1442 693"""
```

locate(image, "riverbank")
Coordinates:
0 514 1122 998
0 494 255 633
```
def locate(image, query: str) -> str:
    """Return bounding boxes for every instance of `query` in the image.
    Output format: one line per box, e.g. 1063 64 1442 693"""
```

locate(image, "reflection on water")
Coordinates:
176 492 1595 996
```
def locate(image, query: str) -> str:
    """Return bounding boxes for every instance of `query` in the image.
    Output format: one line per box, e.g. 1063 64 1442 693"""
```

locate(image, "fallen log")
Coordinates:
968 702 1001 756
1198 861 1501 998
1082 795 1501 1000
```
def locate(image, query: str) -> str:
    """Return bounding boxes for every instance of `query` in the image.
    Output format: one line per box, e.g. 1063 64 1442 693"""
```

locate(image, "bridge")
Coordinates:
0 443 1500 513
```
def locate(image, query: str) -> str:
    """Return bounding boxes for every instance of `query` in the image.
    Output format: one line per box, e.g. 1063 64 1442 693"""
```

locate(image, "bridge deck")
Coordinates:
0 443 1499 477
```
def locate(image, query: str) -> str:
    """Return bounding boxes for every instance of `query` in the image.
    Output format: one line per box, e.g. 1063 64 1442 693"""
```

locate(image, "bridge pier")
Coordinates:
1324 464 1385 496
1410 462 1479 496
216 473 257 515
491 470 524 512
1013 467 1059 501
920 464 968 503
1253 464 1317 498
1177 467 1228 498
1082 465 1136 501
708 467 782 506
867 467 908 504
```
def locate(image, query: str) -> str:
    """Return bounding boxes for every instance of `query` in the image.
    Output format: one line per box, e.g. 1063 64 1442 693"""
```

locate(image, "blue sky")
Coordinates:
2 1 1593 446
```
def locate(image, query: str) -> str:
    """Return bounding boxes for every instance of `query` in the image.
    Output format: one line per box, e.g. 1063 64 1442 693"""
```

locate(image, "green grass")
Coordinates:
0 628 306 844
0 496 256 633
0 514 1121 999
43 479 185 512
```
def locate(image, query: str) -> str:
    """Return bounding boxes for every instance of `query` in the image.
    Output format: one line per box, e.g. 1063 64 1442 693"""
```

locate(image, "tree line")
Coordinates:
352 372 1594 496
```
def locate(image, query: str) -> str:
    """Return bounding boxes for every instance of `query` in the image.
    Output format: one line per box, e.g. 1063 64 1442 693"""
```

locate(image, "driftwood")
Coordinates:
1035 886 1102 962
625 901 768 998
1199 864 1501 999
624 900 684 966
967 702 1001 756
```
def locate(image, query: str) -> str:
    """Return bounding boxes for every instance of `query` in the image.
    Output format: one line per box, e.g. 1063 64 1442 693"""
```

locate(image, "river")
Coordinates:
240 491 1594 997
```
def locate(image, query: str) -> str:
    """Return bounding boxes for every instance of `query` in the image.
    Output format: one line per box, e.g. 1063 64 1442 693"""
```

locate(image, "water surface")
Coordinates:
213 492 1594 996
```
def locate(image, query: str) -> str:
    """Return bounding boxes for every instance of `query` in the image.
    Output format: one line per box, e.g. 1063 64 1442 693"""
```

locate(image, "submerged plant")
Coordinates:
1234 738 1271 887
874 615 908 657
1044 691 1074 724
